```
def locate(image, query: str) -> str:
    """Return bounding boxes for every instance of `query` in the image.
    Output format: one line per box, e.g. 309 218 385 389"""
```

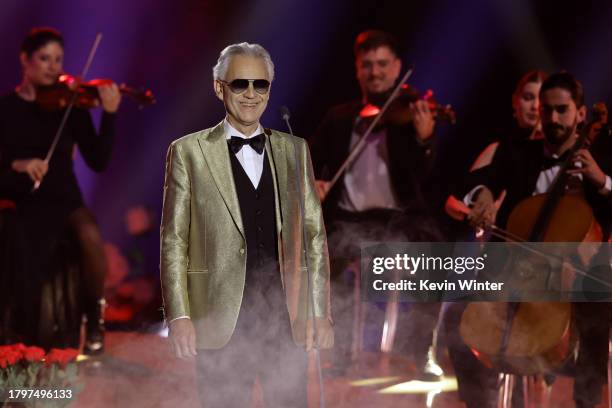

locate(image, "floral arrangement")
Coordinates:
0 344 80 407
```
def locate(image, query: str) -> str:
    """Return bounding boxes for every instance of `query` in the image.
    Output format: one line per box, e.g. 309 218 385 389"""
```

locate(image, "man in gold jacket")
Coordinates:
160 42 333 407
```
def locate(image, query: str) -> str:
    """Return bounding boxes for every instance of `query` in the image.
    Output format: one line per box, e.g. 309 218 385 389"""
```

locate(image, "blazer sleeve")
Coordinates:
160 141 191 322
395 124 436 181
299 138 333 322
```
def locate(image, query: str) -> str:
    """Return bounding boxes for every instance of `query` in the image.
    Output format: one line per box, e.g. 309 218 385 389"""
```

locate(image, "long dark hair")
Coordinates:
21 27 64 57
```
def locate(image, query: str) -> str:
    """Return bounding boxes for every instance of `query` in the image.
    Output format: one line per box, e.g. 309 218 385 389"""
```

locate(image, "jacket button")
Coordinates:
239 248 245 254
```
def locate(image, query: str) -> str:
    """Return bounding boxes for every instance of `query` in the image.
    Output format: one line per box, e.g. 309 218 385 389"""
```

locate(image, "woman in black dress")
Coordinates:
0 27 121 352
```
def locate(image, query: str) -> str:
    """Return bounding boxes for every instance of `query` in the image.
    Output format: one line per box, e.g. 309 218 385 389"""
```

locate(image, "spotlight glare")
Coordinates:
378 377 458 394
349 376 402 387
158 326 169 338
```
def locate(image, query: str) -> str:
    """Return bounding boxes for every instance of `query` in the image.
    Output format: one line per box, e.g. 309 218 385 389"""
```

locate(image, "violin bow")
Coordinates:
321 66 414 202
33 33 103 191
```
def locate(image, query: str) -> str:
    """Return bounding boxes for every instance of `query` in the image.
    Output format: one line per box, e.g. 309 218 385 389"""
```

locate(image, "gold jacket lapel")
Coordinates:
198 121 245 239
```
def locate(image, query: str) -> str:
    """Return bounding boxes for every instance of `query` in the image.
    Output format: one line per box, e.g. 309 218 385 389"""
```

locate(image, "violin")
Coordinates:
359 84 456 126
36 74 156 111
322 68 456 201
32 34 156 192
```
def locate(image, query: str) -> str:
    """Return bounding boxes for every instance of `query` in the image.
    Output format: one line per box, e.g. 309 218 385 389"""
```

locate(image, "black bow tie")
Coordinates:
228 134 266 154
541 150 570 170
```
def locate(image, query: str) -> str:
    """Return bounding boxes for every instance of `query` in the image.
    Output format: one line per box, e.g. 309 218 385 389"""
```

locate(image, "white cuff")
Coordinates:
168 316 190 324
463 185 485 207
598 175 611 196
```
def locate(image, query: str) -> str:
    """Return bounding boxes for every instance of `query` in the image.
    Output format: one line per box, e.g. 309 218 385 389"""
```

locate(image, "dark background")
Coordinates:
1 0 611 255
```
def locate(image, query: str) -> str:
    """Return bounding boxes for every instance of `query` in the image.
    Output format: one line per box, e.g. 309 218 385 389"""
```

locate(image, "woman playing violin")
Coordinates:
0 27 121 353
445 71 548 221
470 70 548 172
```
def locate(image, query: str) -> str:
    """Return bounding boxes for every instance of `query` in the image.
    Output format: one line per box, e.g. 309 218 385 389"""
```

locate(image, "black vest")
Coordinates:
228 150 287 327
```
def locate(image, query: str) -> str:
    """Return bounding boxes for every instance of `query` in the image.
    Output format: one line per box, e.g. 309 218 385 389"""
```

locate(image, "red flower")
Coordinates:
45 348 79 368
0 345 24 365
0 345 8 355
0 349 21 367
62 348 79 362
0 346 9 368
13 343 27 354
23 346 45 362
6 349 21 365
105 304 134 322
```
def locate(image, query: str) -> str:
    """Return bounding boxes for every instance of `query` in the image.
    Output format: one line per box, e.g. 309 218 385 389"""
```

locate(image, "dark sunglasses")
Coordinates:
219 79 271 94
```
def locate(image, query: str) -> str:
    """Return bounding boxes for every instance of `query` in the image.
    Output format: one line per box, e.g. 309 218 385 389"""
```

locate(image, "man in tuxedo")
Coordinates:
160 42 333 407
454 72 611 408
309 30 442 379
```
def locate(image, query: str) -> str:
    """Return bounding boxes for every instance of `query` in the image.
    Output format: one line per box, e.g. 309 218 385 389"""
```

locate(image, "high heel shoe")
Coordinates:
84 298 106 356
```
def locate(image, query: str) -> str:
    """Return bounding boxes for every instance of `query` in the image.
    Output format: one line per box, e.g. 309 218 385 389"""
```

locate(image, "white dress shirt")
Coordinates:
338 118 400 212
224 119 265 188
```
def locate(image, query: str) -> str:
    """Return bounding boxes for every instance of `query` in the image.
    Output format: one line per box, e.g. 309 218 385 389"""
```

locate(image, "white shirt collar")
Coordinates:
223 118 263 140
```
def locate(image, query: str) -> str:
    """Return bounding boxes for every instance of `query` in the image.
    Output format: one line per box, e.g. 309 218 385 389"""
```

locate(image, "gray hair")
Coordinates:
212 42 275 81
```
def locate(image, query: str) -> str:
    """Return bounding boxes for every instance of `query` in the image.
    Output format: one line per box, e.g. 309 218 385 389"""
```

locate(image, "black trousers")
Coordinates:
195 291 307 408
446 301 611 408
572 301 611 407
445 303 497 408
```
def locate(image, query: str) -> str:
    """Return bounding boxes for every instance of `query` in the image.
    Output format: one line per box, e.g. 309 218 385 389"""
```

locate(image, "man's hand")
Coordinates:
169 318 197 359
306 317 334 351
569 149 607 189
11 158 48 183
411 100 435 141
314 180 330 201
467 187 501 229
98 82 122 113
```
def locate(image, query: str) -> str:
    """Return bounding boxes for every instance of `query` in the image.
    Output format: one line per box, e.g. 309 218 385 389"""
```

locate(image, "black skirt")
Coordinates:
0 206 82 350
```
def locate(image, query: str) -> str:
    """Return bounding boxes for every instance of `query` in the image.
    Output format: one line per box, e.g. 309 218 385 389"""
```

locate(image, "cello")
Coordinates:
459 104 608 376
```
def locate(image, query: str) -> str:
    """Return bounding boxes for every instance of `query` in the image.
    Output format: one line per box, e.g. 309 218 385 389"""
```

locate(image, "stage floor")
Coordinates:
72 331 608 407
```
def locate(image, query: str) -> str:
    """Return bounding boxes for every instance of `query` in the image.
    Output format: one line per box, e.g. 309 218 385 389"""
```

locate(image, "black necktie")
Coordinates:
228 134 266 154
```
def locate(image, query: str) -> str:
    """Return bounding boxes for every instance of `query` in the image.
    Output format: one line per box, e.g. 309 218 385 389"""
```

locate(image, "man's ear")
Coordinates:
391 57 402 80
213 80 224 101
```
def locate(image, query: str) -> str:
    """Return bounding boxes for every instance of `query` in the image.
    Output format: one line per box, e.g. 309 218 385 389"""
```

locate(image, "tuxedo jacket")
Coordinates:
160 121 332 349
309 100 435 219
456 138 612 239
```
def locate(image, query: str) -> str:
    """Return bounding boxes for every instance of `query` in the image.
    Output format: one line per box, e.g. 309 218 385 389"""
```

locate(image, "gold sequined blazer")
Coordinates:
160 121 332 349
